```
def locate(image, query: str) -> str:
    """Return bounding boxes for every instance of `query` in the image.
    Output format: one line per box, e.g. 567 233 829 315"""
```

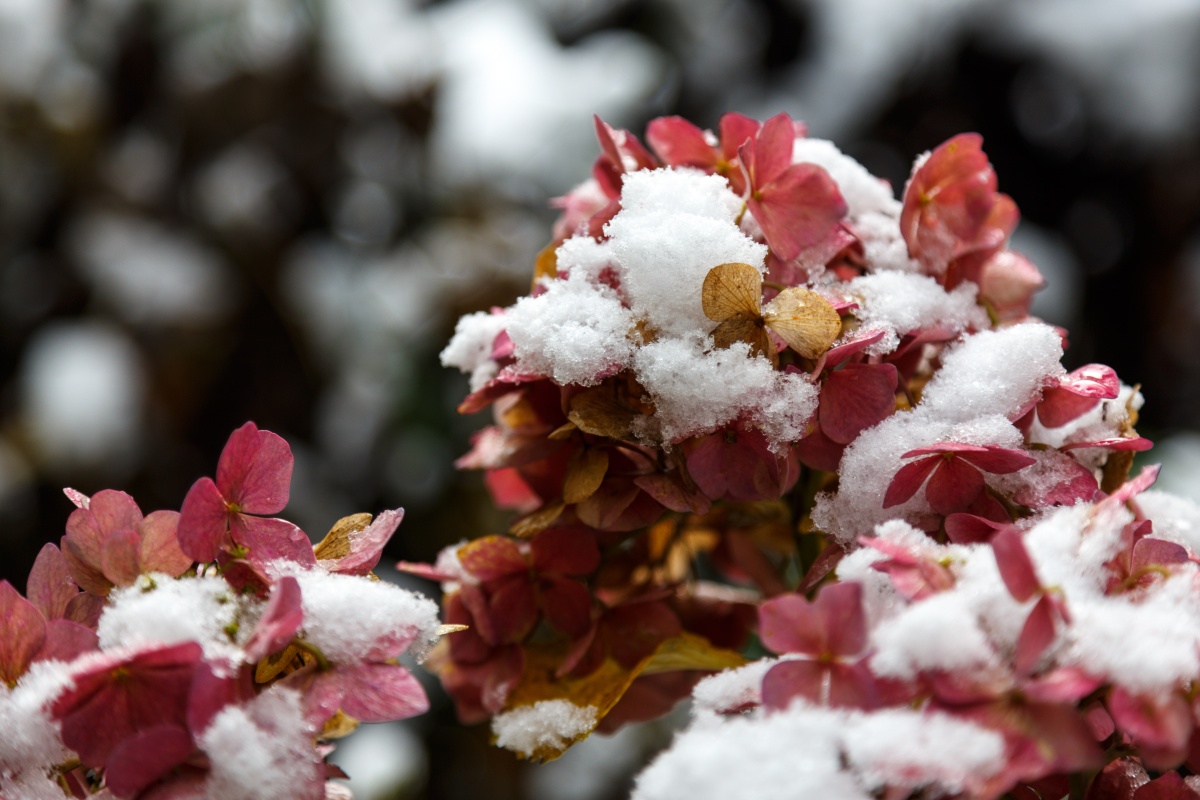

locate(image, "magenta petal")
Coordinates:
27 543 78 620
334 663 430 723
233 515 316 569
1015 594 1058 675
819 363 898 445
759 592 829 657
0 581 47 684
90 490 144 536
326 508 404 576
958 446 1037 474
645 116 717 168
216 421 293 515
244 576 303 662
992 527 1041 602
827 661 881 710
926 458 985 515
746 113 796 187
795 426 845 473
1109 687 1193 763
532 527 600 576
101 529 143 587
749 163 848 262
177 478 230 563
883 456 940 509
35 619 98 664
761 659 825 710
1037 389 1102 429
486 577 538 645
104 724 194 799
944 513 1012 545
1061 436 1154 452
139 510 193 577
65 592 104 628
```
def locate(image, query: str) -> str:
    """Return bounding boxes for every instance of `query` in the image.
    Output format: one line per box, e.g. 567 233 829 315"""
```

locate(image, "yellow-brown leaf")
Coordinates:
568 388 637 440
710 317 774 362
762 287 841 359
563 448 609 504
701 262 763 322
510 502 565 538
532 241 559 290
313 513 373 561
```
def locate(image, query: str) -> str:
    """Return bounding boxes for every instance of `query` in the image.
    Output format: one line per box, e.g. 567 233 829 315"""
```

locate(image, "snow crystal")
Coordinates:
633 706 868 800
607 170 766 337
439 309 507 392
279 568 440 664
556 234 615 282
202 687 321 800
845 272 988 355
792 138 896 218
505 273 636 386
98 574 247 661
690 658 778 715
1139 490 1200 554
870 592 998 679
844 708 1005 794
855 210 920 274
492 700 598 757
920 323 1064 423
631 337 819 445
0 661 74 775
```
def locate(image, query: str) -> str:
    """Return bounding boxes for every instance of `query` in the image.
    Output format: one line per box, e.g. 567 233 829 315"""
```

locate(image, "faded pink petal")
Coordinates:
63 487 90 509
232 514 316 569
35 619 98 664
244 576 303 662
187 661 255 736
90 490 144 536
27 542 78 620
1022 667 1104 705
104 724 194 799
882 456 940 508
1109 687 1193 771
685 427 799 503
0 580 47 684
332 663 430 723
1037 364 1119 428
65 591 105 628
1132 537 1189 570
485 577 538 645
944 513 1013 545
759 582 865 659
101 528 142 587
63 508 111 595
459 536 526 582
743 113 795 188
139 510 192 577
926 457 985 515
177 477 230 563
748 163 848 263
1015 595 1058 674
1106 464 1161 506
819 363 898 445
761 658 824 709
216 422 293 515
531 527 600 576
795 426 845 473
992 527 1041 602
646 116 718 169
324 508 404 576
1061 436 1154 452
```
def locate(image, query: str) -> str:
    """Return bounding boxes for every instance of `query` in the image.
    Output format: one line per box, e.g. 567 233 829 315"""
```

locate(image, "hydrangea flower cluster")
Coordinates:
0 422 440 800
433 113 1200 797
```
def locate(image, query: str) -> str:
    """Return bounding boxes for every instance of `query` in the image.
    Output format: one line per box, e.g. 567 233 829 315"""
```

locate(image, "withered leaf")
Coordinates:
320 709 359 740
701 262 763 322
313 513 373 561
710 317 773 361
563 448 610 504
568 388 637 440
762 287 841 359
532 241 558 290
510 502 565 538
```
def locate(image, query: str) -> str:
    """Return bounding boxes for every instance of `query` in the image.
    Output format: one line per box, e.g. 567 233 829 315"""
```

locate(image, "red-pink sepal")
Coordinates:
741 113 848 262
62 489 143 595
53 641 203 766
1061 436 1154 452
862 536 956 600
758 581 866 659
992 527 1041 603
35 619 98 664
1109 687 1193 771
244 576 303 662
0 580 46 684
186 661 256 737
177 477 230 564
684 425 800 503
1133 772 1200 800
818 363 898 445
103 724 195 799
1015 595 1059 675
232 515 317 570
761 657 879 710
884 443 1035 515
592 115 658 198
318 662 430 724
27 542 78 620
215 421 292 516
646 113 759 195
944 513 1015 545
633 472 712 514
1037 364 1120 428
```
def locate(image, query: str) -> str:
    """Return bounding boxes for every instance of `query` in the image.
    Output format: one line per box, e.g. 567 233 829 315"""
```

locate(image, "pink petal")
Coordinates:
1061 436 1154 452
882 456 940 508
89 490 144 535
244 576 303 662
1022 667 1104 704
817 582 868 657
958 446 1037 474
332 663 430 723
458 535 527 582
827 661 882 710
63 507 110 594
1037 388 1102 429
992 527 1041 602
231 515 316 569
718 112 760 164
761 658 825 710
177 477 230 563
101 528 143 587
187 661 255 735
0 580 47 684
645 116 717 169
744 112 796 188
35 619 98 664
103 724 194 799
1132 537 1190 570
1106 464 1162 505
819 363 898 444
794 426 845 473
27 542 78 620
748 162 848 262
1015 594 1058 674
926 457 985 514
820 328 887 370
1134 772 1200 800
944 513 1013 545
531 527 600 576
138 510 192 577
325 507 404 575
215 422 293 515
1109 687 1193 770
65 591 104 628
758 583 865 659
1060 363 1120 399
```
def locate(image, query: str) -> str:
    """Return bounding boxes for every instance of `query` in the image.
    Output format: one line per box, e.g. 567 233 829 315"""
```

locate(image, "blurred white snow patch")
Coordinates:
98 574 248 662
0 660 75 775
492 700 598 758
1152 433 1200 504
68 211 238 326
527 722 645 800
321 0 440 101
194 144 288 232
427 0 666 190
1139 489 1200 554
162 0 309 90
19 321 144 472
103 129 174 204
633 705 869 800
0 0 64 95
329 722 426 800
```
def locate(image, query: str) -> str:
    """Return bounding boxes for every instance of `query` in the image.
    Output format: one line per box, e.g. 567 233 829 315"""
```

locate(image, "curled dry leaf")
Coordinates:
510 502 566 538
314 513 373 561
702 263 841 362
568 387 640 440
564 448 610 504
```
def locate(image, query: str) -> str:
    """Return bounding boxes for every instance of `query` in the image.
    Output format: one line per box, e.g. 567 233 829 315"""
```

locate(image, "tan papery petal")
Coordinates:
701 262 763 322
762 288 841 359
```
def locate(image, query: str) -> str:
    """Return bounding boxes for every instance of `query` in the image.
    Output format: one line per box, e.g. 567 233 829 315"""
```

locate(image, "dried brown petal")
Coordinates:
510 502 565 538
563 448 610 504
532 242 558 290
710 317 774 362
701 262 763 322
314 513 373 561
569 388 637 440
762 287 841 359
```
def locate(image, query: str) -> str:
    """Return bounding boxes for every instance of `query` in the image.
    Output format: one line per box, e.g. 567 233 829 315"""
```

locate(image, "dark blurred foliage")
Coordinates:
1 1 1198 797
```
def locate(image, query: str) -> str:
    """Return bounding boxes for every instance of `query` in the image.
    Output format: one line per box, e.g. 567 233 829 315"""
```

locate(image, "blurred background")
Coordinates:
1 0 1199 797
